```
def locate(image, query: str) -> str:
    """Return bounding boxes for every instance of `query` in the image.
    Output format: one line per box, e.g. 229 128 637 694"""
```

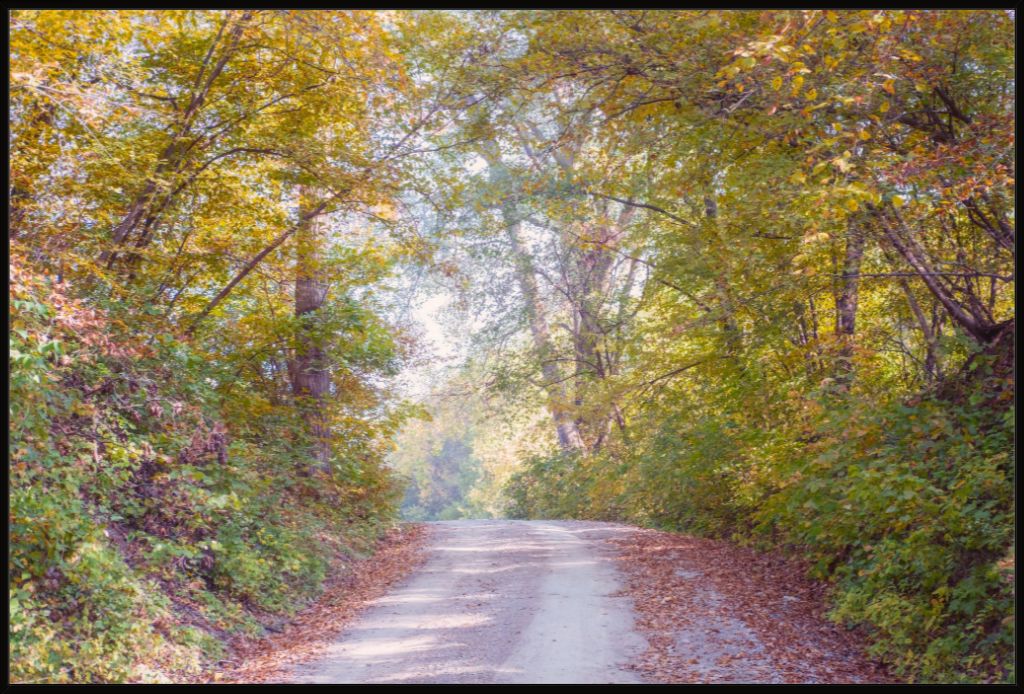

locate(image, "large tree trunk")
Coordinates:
292 185 332 475
704 196 742 354
834 220 866 387
481 147 584 452
568 202 635 451
503 205 584 452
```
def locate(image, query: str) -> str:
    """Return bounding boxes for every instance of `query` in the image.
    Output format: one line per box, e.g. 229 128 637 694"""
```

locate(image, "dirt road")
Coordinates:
289 520 646 684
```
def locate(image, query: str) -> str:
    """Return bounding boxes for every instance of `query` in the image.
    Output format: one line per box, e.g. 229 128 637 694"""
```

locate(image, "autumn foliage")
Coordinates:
8 9 1015 684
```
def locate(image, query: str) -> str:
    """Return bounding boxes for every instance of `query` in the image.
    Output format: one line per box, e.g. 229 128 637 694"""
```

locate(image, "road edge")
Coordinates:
208 523 430 683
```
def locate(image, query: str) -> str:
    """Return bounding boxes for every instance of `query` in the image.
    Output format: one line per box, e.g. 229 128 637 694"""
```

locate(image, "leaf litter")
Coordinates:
609 527 893 684
200 523 428 684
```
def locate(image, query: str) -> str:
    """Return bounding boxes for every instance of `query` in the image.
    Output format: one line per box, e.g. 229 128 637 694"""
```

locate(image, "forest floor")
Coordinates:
610 526 893 683
213 520 891 684
208 524 430 683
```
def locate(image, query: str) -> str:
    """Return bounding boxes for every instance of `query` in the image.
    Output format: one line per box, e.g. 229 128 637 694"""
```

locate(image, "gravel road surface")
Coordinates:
289 520 646 684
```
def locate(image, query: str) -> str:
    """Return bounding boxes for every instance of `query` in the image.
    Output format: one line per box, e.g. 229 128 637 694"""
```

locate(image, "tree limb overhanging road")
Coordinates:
10 11 1012 683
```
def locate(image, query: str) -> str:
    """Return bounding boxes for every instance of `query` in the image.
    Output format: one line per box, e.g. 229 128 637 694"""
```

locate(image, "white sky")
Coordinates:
415 292 458 359
394 289 463 401
390 154 490 402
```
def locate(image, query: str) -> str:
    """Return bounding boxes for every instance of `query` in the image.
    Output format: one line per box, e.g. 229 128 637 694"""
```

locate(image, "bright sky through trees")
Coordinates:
9 9 1013 684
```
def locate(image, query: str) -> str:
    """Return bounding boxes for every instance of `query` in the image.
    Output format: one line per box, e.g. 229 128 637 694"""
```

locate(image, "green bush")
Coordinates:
756 393 1014 682
502 369 1014 683
9 268 401 682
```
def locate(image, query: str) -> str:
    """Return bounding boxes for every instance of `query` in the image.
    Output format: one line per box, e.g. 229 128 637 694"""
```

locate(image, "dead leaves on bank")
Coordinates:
611 528 892 684
205 524 428 684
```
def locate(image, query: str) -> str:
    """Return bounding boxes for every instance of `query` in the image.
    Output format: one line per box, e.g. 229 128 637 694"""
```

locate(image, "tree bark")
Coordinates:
291 185 332 475
505 207 585 452
834 219 866 387
704 195 742 354
187 198 329 332
483 150 584 452
568 202 635 451
870 204 999 344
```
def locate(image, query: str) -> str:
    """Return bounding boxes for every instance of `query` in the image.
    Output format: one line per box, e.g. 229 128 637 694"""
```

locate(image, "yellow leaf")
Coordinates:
892 195 905 208
879 100 890 113
791 75 804 97
845 198 859 212
883 79 895 95
772 76 783 91
806 88 817 101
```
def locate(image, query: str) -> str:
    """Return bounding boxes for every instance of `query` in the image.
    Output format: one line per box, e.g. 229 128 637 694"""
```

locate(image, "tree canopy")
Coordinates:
9 9 1014 684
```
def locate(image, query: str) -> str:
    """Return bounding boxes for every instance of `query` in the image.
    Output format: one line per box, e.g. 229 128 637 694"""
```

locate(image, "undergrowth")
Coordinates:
10 261 402 683
505 351 1014 683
